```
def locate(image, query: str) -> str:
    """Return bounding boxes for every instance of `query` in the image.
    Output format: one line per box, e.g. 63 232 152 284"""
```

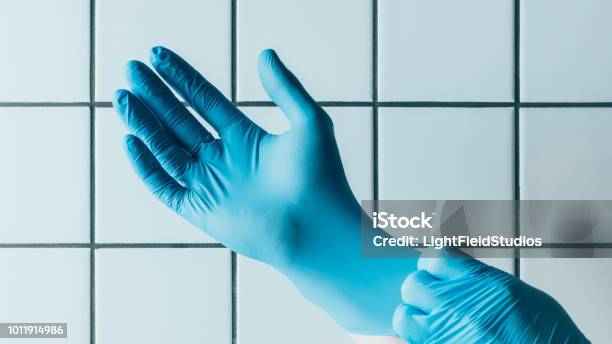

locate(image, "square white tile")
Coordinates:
237 256 353 344
379 107 515 270
95 108 214 243
0 249 90 343
95 0 230 101
520 108 612 199
521 253 612 343
521 0 612 101
237 0 372 102
378 107 514 199
378 0 514 101
0 107 89 243
520 108 612 243
242 106 373 201
0 0 89 101
96 248 231 344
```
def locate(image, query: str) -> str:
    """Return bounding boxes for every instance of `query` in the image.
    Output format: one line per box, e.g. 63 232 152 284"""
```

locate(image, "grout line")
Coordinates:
0 243 227 248
514 107 521 277
373 0 379 202
1 242 609 248
7 101 612 109
95 101 190 108
513 0 521 279
231 0 237 104
89 0 97 342
520 102 612 107
230 0 238 343
531 243 612 248
236 100 374 107
341 243 612 249
0 102 90 107
95 243 226 249
0 243 92 248
378 101 514 108
231 252 237 344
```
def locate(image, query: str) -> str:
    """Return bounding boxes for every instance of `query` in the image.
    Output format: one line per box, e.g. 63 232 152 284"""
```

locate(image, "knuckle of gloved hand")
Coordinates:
402 270 431 299
392 304 410 333
392 304 424 343
417 256 443 277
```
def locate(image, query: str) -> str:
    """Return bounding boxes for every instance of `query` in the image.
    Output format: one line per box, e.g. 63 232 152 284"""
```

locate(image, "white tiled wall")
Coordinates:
521 252 612 343
96 249 231 344
520 107 612 343
0 0 89 101
96 0 231 101
378 107 514 200
521 0 612 101
0 249 90 344
379 0 514 101
378 107 515 274
237 0 372 101
0 107 90 243
0 0 611 343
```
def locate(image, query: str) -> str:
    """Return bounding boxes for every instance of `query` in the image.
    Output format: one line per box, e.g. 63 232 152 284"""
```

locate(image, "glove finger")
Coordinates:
125 60 214 154
124 134 189 212
418 247 484 280
150 46 254 136
392 304 430 344
257 49 326 126
401 270 442 314
114 89 193 180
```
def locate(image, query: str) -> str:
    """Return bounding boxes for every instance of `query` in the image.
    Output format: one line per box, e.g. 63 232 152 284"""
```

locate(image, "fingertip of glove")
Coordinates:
123 134 135 145
113 89 129 108
124 60 148 81
260 48 277 59
150 46 171 67
258 49 279 70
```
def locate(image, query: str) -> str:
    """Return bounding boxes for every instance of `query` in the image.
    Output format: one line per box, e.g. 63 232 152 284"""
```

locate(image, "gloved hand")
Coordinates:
393 247 590 343
113 46 418 335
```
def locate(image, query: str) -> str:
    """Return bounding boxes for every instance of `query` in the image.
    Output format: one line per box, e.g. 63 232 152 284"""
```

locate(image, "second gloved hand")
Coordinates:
393 247 590 343
113 46 417 335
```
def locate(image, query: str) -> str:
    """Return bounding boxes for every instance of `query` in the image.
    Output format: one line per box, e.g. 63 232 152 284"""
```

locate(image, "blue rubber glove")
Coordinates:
113 46 418 335
393 247 590 343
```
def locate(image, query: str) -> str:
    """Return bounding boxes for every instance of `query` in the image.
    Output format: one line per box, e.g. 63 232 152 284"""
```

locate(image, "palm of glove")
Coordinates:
183 114 347 264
